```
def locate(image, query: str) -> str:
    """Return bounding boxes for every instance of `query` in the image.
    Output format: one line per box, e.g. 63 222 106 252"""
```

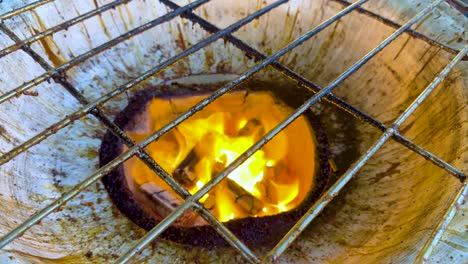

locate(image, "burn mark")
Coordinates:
204 50 215 69
308 21 342 77
369 162 401 184
30 11 67 68
216 59 232 73
99 82 332 247
0 124 7 137
176 24 187 51
383 64 403 83
51 168 67 189
93 0 112 39
0 124 20 147
281 6 300 48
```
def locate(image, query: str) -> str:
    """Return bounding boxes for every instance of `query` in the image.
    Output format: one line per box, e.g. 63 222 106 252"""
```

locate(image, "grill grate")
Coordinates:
0 0 466 263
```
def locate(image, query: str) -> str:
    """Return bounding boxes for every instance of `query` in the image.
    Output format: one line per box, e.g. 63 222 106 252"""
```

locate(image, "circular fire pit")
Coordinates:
99 79 332 246
1 0 465 262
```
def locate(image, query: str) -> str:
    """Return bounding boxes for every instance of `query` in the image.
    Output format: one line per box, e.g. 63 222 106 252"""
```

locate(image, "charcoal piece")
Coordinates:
237 118 264 139
140 182 204 226
226 179 263 215
173 148 199 187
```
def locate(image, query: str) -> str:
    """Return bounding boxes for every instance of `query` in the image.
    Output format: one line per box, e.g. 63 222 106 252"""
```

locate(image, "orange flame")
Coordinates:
125 91 316 223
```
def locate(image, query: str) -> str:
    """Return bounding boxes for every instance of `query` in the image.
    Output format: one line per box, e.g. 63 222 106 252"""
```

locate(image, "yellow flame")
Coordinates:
125 91 317 223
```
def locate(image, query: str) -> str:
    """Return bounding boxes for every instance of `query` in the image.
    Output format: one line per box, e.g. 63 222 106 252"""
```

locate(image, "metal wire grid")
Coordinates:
0 0 465 263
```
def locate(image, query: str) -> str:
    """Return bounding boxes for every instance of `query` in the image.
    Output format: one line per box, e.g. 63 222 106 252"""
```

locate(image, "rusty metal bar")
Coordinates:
161 0 466 182
331 0 468 60
0 15 259 263
0 0 287 251
414 180 468 263
392 133 466 182
0 0 209 105
444 0 468 16
0 0 53 21
0 0 131 58
265 42 467 262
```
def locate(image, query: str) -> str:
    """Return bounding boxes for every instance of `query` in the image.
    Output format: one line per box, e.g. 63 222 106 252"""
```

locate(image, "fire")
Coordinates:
125 91 316 224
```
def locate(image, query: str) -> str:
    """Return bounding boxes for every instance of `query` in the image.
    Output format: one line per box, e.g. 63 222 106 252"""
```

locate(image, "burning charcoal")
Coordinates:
254 180 271 203
201 193 216 210
264 162 289 183
257 178 278 204
260 163 291 204
237 118 265 139
140 182 183 216
140 182 204 226
212 158 227 176
226 179 263 215
173 148 199 187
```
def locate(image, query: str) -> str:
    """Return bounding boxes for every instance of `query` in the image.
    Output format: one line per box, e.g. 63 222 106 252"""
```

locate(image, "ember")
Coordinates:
124 91 317 224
